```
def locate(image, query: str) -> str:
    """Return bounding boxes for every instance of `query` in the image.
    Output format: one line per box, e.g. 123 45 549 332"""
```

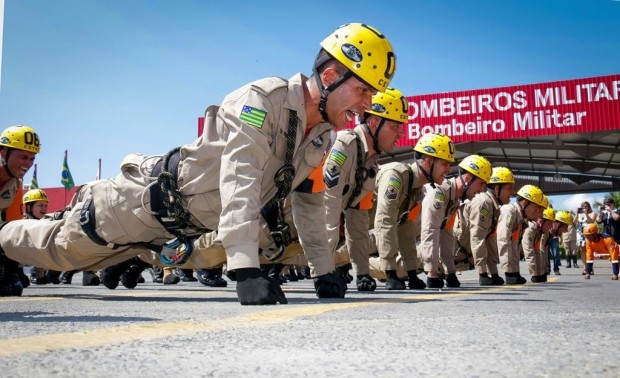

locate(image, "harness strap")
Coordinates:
345 131 367 210
150 147 209 237
79 193 195 266
397 165 415 225
260 110 299 261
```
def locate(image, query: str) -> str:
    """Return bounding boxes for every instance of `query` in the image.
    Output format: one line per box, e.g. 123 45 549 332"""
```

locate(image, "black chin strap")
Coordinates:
416 158 436 189
312 55 353 122
1 149 16 179
363 118 386 155
458 168 477 202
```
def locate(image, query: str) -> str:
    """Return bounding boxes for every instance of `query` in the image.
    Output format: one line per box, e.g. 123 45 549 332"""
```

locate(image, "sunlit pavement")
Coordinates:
1 260 618 378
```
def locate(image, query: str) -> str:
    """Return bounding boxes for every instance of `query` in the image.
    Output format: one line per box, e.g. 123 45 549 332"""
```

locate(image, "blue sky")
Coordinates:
1 0 618 210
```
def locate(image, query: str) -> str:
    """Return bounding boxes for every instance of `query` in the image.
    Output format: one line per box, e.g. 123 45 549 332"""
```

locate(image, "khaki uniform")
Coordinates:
454 191 501 275
420 178 459 274
521 220 545 276
496 202 526 274
374 162 423 273
324 126 378 276
0 74 335 276
0 178 19 219
562 223 578 259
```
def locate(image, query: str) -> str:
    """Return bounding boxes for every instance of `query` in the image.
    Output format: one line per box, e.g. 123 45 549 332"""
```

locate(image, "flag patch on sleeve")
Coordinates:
240 105 267 128
328 149 347 166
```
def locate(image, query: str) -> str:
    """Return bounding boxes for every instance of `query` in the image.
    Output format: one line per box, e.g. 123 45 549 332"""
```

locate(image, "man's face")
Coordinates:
376 119 404 154
552 221 568 235
525 202 545 221
3 149 36 179
325 73 376 129
425 157 452 186
539 219 553 233
465 176 487 200
497 183 516 204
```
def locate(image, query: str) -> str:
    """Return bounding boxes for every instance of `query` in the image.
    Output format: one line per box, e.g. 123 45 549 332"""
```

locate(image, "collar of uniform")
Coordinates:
286 73 331 138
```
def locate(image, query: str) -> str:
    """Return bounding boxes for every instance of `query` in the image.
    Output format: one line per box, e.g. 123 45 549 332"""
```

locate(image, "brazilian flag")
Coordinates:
61 150 75 190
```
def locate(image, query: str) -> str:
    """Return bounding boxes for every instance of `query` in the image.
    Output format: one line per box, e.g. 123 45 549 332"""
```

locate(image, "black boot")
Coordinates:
573 255 579 269
445 273 461 288
384 270 405 290
100 258 137 289
120 258 150 289
0 253 24 297
176 268 198 282
407 270 426 290
479 272 493 286
490 273 505 285
335 263 353 284
82 271 100 286
18 268 30 288
60 271 76 284
197 267 228 287
505 272 526 285
45 270 62 285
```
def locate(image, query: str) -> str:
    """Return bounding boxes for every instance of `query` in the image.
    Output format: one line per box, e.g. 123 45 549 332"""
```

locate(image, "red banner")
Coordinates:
198 74 619 145
402 74 620 146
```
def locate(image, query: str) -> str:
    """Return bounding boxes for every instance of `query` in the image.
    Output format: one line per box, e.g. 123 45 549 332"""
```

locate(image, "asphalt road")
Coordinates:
1 260 618 378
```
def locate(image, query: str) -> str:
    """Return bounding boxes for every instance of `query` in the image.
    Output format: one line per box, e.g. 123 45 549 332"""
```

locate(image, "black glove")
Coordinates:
356 274 377 292
313 272 347 298
235 268 288 305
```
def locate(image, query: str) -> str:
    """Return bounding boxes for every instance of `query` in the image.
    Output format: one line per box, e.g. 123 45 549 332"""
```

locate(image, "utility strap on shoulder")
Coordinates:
260 110 298 261
397 165 415 225
345 131 366 210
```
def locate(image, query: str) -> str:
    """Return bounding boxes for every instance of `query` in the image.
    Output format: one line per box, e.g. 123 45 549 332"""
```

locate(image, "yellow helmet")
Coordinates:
517 184 546 207
543 207 555 221
0 125 41 153
413 133 455 162
320 23 396 91
23 189 48 204
555 210 572 225
489 167 515 184
540 195 550 209
582 223 598 235
458 155 492 183
365 87 408 123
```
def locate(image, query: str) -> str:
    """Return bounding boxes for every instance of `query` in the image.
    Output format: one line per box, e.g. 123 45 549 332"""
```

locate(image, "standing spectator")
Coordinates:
596 196 620 244
576 201 597 275
562 212 579 268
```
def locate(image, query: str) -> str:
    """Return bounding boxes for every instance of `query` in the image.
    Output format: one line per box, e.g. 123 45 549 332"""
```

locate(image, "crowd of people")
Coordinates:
1 23 618 305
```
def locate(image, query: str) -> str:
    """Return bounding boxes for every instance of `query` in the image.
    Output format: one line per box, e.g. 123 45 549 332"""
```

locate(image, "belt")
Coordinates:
79 194 116 248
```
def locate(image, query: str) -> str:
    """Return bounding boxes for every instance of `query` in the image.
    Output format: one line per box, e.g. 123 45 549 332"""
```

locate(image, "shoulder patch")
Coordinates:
433 190 445 210
384 176 401 201
328 148 347 166
240 105 267 128
324 162 341 189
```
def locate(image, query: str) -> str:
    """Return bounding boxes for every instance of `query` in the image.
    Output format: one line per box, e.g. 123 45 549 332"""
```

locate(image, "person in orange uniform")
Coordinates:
581 223 619 280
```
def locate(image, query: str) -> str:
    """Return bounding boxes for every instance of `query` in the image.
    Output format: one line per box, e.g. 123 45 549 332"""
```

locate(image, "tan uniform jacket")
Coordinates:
521 220 542 275
419 178 459 273
454 190 501 274
497 202 525 273
324 125 378 275
0 74 334 274
374 162 423 272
